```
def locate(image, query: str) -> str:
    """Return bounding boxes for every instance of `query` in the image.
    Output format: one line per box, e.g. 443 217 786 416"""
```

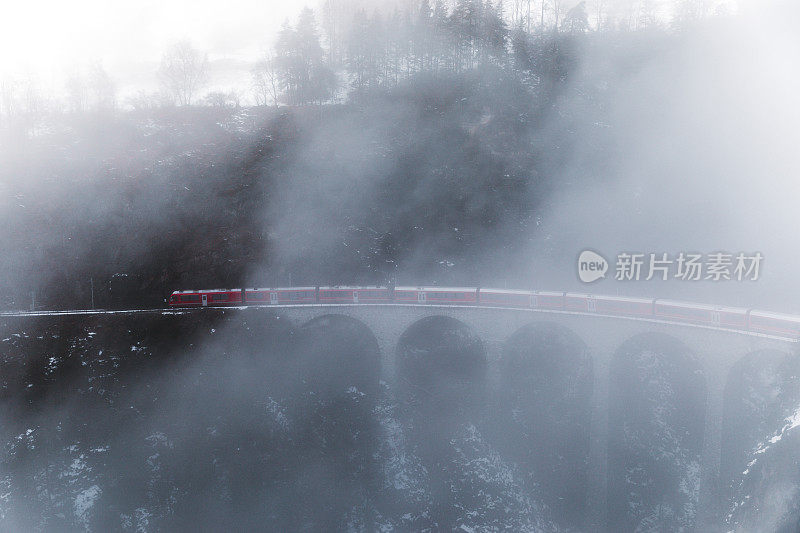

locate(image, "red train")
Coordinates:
168 287 800 339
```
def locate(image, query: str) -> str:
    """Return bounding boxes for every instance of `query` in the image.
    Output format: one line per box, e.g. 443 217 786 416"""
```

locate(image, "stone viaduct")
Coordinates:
6 302 796 528
257 303 798 529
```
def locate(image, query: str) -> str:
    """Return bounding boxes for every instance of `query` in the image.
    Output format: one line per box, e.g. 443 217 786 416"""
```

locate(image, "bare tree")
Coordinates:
126 90 171 111
525 0 533 32
203 90 240 108
636 0 664 29
552 0 564 29
673 0 713 26
22 74 45 117
251 54 281 108
593 0 607 29
563 1 589 31
65 69 88 113
89 61 116 111
503 0 529 30
321 0 341 66
158 41 209 106
540 0 545 30
0 75 15 118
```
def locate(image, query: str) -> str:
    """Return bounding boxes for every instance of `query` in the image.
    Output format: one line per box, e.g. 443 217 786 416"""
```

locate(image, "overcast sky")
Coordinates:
0 0 308 99
0 0 744 104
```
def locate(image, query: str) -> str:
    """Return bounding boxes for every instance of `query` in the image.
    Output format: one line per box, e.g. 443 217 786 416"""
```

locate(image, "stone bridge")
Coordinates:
255 303 798 529
6 302 796 528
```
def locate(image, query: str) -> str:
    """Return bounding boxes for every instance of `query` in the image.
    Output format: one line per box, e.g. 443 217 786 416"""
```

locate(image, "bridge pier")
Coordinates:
698 363 728 530
693 335 792 530
375 335 399 384
271 305 796 531
481 339 505 395
586 344 612 531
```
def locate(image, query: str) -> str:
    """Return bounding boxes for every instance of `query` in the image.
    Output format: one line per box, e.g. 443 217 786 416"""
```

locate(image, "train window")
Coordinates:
181 294 200 303
429 292 465 300
321 290 348 298
210 293 228 301
493 293 527 303
358 290 387 298
395 291 414 298
248 292 266 300
286 291 311 299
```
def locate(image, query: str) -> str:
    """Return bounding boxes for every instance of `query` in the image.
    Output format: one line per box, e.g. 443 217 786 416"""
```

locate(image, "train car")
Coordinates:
594 295 655 317
530 291 566 310
353 287 392 303
394 287 478 305
748 310 800 338
317 286 392 304
654 299 748 328
244 287 317 305
564 292 593 313
169 290 201 307
564 293 654 317
477 288 532 308
169 289 243 307
165 286 800 341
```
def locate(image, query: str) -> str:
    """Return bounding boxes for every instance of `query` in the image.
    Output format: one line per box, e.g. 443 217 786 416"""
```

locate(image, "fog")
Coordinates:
523 3 800 308
2 0 800 531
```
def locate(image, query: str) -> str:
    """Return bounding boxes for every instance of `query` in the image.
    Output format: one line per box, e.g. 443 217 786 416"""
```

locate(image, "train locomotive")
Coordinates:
168 286 800 339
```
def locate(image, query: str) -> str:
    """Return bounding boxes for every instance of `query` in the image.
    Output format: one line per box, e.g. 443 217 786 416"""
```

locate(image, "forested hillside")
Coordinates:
1 17 675 310
1 1 793 312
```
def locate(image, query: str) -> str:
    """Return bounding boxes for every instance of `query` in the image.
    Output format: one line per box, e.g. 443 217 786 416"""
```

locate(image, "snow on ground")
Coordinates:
728 403 800 525
746 404 800 474
0 475 11 520
74 485 101 526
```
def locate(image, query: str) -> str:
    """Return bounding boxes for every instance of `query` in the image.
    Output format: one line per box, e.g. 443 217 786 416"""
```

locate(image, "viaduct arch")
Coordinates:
6 303 794 528
260 304 797 529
